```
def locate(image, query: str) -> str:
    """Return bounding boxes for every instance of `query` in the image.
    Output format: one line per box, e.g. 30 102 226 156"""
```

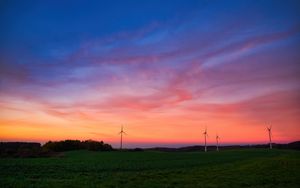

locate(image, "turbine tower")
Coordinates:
216 134 220 152
203 127 208 152
267 125 272 149
119 125 126 150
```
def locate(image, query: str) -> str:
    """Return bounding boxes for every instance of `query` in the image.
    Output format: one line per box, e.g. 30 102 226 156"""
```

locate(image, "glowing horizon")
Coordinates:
0 0 300 148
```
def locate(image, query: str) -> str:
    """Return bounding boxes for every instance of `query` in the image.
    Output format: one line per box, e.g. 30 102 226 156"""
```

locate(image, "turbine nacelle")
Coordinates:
119 126 127 135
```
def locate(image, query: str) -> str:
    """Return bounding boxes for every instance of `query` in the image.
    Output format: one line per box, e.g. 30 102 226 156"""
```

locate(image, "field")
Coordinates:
0 149 299 188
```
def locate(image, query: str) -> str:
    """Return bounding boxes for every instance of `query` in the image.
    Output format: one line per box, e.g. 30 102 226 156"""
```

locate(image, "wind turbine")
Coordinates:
267 125 272 149
119 125 126 150
216 134 220 152
203 127 208 152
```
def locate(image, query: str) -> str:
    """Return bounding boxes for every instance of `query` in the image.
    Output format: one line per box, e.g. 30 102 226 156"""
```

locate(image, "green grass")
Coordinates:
0 149 299 188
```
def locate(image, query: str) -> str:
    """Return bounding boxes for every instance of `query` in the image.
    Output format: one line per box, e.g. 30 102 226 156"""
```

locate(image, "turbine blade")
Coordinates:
271 131 273 138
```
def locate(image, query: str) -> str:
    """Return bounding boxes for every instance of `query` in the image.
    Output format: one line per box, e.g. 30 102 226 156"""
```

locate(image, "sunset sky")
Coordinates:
0 0 300 148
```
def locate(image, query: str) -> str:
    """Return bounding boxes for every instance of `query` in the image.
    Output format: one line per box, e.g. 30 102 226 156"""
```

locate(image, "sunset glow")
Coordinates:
0 0 299 148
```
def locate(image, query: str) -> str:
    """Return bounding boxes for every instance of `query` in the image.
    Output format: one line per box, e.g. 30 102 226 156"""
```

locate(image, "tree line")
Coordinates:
0 140 113 157
43 139 113 152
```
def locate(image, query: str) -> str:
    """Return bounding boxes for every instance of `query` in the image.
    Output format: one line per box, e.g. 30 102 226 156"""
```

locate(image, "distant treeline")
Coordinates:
0 140 113 158
146 141 300 152
43 140 113 152
0 142 48 158
1 140 299 157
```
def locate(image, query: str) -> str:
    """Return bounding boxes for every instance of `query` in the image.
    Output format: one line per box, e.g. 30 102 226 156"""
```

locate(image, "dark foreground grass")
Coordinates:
0 149 299 188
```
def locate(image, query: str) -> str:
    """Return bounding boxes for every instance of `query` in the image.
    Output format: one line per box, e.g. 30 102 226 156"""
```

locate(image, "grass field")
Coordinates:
0 149 299 188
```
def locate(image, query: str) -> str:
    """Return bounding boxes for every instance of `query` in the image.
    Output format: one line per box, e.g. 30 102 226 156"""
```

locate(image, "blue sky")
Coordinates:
0 0 300 147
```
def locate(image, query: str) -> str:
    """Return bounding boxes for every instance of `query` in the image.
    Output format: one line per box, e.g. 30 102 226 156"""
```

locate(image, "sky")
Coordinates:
0 0 300 148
